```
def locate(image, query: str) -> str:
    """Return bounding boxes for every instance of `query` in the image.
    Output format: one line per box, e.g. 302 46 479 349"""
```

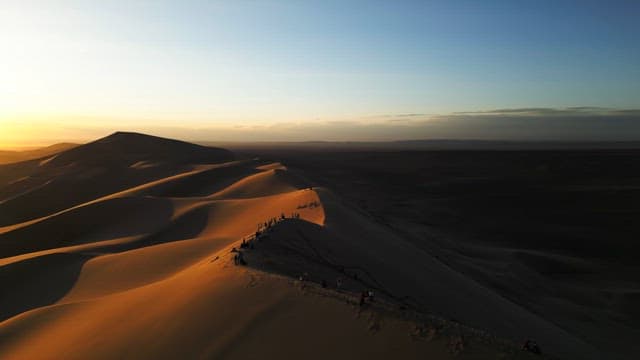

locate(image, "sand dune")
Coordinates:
1 133 578 359
0 132 234 226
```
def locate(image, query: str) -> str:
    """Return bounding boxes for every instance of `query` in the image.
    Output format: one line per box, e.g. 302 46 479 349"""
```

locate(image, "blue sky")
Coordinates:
0 0 639 145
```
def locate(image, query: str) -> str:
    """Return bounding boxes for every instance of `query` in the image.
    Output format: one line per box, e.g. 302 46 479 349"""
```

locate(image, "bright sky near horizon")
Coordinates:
1 0 639 147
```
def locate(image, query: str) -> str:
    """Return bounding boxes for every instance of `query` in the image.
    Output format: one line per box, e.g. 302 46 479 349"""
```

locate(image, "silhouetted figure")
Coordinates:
336 277 343 290
231 247 245 265
449 335 464 355
522 339 542 355
298 272 308 282
359 291 366 306
531 341 541 355
321 280 327 288
235 251 246 266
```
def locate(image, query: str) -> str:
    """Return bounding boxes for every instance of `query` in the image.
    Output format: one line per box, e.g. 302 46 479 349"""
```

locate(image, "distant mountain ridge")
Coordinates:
200 139 640 151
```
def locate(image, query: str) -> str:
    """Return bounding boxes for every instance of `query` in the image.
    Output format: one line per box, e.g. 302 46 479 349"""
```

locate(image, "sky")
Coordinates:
1 0 639 147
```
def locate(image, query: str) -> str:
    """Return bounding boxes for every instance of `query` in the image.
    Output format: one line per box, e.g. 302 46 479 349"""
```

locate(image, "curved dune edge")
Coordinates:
0 158 567 359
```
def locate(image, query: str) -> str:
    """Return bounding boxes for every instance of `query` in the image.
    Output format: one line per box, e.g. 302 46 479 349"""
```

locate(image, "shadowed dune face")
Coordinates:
44 132 233 169
0 197 175 258
0 253 92 322
134 163 261 198
0 133 612 359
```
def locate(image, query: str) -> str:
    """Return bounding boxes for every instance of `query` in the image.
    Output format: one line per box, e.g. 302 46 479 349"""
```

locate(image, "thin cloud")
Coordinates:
452 107 640 117
8 107 640 144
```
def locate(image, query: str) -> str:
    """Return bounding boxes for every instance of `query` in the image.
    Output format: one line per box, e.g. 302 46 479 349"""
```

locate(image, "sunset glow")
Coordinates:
1 1 638 146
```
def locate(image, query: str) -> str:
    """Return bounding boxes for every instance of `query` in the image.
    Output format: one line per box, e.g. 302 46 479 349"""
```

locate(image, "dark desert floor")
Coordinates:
227 146 640 359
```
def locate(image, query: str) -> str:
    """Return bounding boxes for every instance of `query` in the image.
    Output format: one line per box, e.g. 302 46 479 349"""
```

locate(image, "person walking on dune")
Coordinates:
522 339 542 355
234 251 246 266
